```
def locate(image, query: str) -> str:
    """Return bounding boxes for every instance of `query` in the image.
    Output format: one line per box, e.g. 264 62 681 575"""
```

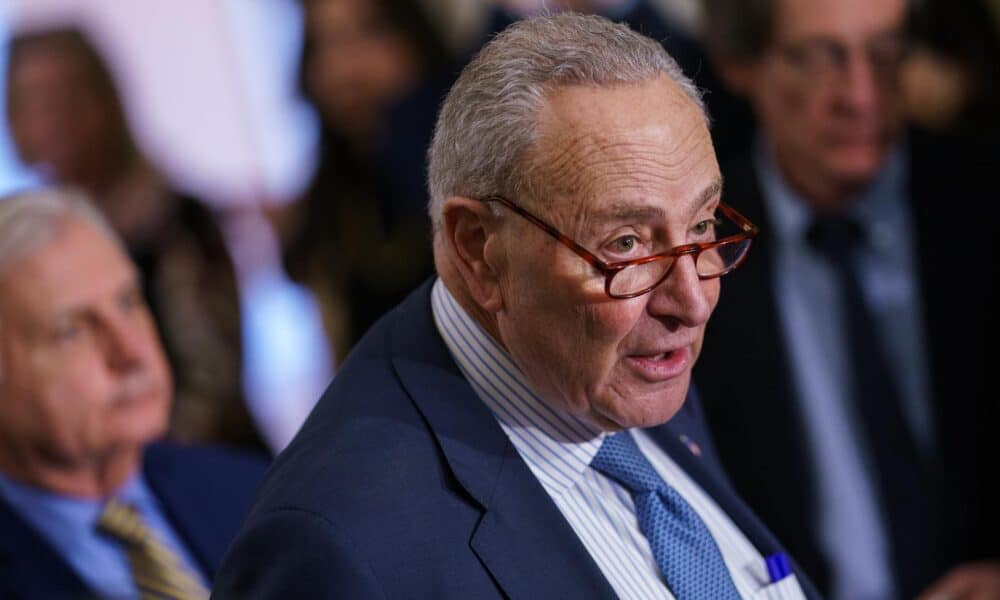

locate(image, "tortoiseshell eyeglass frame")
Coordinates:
482 195 760 299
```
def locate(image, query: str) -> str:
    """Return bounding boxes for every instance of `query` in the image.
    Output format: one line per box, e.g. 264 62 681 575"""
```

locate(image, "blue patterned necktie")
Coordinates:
591 431 741 599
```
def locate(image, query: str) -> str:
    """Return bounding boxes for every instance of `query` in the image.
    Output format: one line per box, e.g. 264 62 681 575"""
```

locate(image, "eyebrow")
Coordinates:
593 177 724 223
43 276 143 324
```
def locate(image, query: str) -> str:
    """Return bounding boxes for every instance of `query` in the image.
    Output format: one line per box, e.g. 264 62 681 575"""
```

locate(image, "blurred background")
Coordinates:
0 0 996 455
0 0 711 457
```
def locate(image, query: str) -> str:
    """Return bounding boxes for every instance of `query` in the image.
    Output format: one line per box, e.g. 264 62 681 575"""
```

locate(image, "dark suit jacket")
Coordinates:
213 279 820 599
0 443 267 599
695 129 999 598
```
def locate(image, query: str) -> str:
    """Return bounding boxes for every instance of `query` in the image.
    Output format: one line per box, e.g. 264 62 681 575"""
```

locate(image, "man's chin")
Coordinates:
109 396 170 446
594 390 688 431
825 144 890 184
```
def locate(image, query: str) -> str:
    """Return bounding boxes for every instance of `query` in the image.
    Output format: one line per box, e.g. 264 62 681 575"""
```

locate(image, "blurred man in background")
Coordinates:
4 28 261 451
697 0 1000 597
0 188 265 598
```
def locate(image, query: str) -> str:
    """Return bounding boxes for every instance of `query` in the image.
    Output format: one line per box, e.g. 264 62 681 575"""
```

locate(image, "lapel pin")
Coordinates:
679 434 702 457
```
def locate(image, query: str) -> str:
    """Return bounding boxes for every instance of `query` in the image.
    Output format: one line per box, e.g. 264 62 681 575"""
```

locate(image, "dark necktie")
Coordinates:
591 431 741 599
807 215 935 593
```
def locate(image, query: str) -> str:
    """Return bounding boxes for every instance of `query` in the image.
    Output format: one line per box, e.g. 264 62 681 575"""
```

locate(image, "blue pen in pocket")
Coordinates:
765 552 792 583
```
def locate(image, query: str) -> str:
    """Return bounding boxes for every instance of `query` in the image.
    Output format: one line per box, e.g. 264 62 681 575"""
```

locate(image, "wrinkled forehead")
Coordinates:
0 218 136 325
536 75 705 141
527 77 717 215
772 0 907 43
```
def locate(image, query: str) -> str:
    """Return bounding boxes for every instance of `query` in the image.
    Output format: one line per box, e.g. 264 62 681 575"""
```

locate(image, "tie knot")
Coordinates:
98 499 150 546
591 431 664 494
806 215 865 259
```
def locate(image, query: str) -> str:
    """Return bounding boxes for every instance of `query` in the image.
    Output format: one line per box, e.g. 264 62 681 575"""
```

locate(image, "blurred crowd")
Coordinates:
3 0 998 450
0 0 998 598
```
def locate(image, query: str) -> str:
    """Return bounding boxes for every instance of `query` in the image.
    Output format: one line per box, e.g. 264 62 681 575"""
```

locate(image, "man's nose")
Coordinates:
102 318 146 372
837 51 882 115
646 254 714 327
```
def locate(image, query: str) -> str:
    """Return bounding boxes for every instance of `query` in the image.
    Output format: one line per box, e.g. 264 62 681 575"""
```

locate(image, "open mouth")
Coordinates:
626 347 691 382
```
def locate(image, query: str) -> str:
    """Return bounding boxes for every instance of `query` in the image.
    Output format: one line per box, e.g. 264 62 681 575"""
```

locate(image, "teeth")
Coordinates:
632 351 673 360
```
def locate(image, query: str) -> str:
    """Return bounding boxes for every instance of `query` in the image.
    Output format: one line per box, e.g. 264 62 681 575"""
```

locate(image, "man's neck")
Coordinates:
772 148 869 215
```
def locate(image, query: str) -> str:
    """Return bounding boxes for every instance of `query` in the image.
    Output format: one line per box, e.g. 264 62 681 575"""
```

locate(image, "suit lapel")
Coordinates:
142 450 217 579
389 283 617 600
0 493 93 598
465 447 618 600
646 421 783 557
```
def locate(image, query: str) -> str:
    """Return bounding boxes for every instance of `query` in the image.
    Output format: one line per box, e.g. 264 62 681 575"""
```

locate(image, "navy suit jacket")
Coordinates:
695 129 1000 597
0 443 267 599
214 280 820 599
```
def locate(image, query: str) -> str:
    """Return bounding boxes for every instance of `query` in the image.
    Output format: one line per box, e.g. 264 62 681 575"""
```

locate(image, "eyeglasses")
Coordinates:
483 195 759 299
772 31 911 83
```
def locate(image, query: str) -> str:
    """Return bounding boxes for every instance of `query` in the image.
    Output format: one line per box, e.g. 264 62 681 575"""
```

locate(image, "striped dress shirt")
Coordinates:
431 279 805 599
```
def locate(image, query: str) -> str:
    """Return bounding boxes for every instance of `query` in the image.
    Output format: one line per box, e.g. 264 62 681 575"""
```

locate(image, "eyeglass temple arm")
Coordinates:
482 195 614 272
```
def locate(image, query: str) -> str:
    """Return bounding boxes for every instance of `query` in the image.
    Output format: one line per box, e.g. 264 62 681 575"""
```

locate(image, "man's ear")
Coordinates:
441 197 504 313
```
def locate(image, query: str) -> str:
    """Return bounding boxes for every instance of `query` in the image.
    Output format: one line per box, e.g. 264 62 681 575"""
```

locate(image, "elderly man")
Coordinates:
0 189 266 599
696 0 1000 598
214 13 818 599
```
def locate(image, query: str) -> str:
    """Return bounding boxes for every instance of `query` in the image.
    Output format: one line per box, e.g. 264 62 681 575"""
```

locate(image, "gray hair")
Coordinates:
426 12 706 231
0 187 120 281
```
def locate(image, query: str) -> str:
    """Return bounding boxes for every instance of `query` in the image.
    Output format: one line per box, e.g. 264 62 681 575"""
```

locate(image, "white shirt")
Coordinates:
431 279 805 599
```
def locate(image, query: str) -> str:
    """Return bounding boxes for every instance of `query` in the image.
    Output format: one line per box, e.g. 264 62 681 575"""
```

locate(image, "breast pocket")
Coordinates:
751 574 807 600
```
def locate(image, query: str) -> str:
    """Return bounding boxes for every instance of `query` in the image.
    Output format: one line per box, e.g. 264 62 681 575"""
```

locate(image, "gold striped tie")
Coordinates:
97 499 210 600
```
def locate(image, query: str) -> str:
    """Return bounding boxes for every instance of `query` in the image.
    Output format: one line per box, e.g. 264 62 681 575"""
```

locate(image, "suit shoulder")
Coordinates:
248 376 451 519
214 507 388 599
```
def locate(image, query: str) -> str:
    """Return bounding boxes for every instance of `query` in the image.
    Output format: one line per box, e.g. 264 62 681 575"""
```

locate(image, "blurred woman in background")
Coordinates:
279 0 453 360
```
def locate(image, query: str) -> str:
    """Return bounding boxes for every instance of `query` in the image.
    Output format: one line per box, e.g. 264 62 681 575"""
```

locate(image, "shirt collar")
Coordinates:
0 470 152 542
430 278 605 496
